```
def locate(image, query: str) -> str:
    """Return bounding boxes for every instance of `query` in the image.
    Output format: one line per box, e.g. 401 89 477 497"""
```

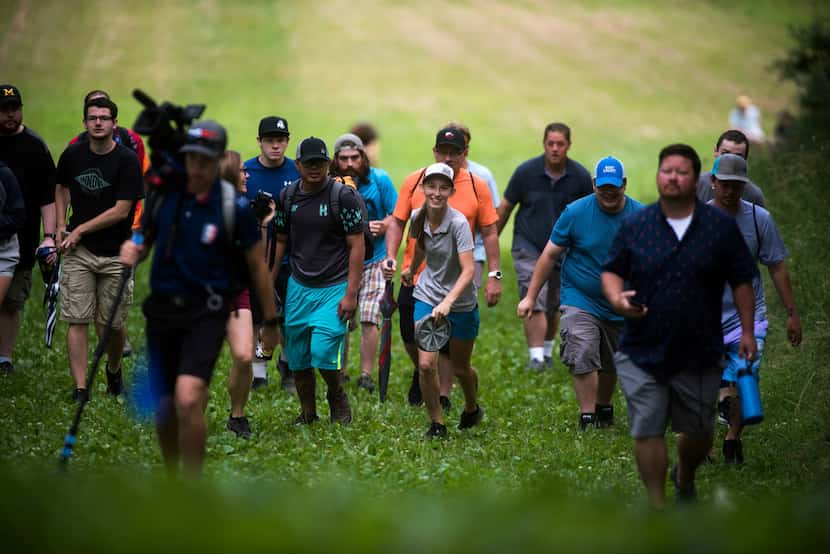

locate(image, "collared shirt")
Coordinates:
504 155 593 255
150 180 259 295
602 200 756 382
411 206 476 312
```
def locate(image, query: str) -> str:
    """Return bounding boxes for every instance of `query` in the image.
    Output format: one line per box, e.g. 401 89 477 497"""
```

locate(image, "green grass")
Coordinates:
2 1 830 550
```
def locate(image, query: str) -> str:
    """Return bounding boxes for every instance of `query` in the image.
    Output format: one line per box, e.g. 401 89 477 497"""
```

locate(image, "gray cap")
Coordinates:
333 133 365 155
180 120 227 158
713 153 749 183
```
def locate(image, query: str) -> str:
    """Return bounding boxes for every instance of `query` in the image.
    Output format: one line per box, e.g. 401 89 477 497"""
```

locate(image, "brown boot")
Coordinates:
293 368 318 424
320 369 352 425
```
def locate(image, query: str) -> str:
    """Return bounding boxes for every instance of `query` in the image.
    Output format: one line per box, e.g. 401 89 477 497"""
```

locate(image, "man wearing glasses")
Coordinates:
55 96 144 401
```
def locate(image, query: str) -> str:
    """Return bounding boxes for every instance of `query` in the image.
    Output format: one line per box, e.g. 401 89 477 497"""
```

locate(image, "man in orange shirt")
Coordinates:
385 127 501 408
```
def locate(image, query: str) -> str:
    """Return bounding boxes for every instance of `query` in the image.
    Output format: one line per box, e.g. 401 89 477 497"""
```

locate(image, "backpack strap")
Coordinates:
329 178 344 221
752 203 762 259
468 168 479 201
219 179 236 246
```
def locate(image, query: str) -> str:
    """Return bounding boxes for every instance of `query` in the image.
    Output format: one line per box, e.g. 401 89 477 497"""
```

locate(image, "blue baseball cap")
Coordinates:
594 156 625 187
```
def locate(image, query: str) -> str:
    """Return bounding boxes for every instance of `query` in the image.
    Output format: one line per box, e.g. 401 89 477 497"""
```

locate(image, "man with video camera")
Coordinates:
244 116 300 392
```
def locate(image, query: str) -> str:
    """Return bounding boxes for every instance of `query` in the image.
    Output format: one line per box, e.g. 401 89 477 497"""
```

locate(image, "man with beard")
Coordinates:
0 84 58 375
55 96 144 401
329 133 397 392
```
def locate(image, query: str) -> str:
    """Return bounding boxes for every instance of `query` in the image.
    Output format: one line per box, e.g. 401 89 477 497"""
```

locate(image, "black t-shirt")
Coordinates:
0 127 56 269
274 178 364 287
56 142 144 257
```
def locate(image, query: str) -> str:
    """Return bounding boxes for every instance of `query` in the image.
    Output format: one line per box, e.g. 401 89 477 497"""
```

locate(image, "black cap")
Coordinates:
295 137 330 163
258 116 290 137
435 127 465 150
180 120 227 158
0 84 22 107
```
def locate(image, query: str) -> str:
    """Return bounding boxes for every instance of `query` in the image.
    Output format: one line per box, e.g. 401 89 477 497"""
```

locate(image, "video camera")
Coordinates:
131 89 206 189
251 190 274 221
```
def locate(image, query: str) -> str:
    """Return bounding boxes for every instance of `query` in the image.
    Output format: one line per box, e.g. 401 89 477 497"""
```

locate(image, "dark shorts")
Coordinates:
144 294 229 397
615 352 720 439
514 248 560 313
1 266 32 312
398 284 415 344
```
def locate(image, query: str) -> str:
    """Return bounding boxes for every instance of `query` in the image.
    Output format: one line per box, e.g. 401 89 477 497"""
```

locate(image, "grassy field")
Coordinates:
1 1 829 551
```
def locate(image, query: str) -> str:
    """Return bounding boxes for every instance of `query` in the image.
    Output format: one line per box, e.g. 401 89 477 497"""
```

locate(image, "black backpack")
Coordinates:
143 179 251 296
282 177 374 260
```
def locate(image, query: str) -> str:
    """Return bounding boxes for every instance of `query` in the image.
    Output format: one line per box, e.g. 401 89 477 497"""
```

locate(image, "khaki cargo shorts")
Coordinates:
60 245 133 328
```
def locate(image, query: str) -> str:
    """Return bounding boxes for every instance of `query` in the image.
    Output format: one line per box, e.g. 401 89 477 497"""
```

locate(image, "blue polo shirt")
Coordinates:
504 155 593 255
243 156 300 201
551 194 644 321
357 167 398 265
602 201 755 382
150 180 260 295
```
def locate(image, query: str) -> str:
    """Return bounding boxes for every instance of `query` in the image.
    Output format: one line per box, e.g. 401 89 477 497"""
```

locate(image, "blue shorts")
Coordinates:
722 336 766 382
414 300 479 341
284 277 348 371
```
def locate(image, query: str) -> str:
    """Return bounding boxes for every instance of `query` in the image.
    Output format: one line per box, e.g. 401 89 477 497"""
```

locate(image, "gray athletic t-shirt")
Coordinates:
697 171 766 207
711 199 787 337
411 206 476 312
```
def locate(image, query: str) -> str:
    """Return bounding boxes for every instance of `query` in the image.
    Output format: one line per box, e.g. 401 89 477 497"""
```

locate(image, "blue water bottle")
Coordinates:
737 360 764 425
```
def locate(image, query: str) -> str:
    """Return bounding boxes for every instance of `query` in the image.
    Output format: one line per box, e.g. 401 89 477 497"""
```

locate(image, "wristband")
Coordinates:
487 270 503 280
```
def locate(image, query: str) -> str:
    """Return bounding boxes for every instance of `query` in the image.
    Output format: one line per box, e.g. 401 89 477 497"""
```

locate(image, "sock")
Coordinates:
529 347 544 361
0 356 11 364
252 360 268 379
543 340 555 358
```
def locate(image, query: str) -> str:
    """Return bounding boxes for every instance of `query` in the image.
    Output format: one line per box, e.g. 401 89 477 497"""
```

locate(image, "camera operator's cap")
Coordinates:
423 162 454 185
0 84 22 107
296 136 330 163
434 127 466 150
333 133 365 155
712 153 749 183
180 120 227 158
594 156 625 188
258 116 290 137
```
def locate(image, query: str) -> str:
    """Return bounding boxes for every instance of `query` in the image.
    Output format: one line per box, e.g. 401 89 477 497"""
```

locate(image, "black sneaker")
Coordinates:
226 416 252 439
72 388 88 403
425 422 448 439
670 464 697 503
294 412 320 425
596 405 614 428
440 395 452 412
723 439 744 464
0 360 14 375
251 377 269 390
357 373 375 393
407 369 423 406
544 355 554 369
458 405 484 430
579 413 596 431
106 367 123 396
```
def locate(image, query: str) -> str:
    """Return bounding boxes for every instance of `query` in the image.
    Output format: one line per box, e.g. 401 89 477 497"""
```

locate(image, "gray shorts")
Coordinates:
559 305 621 375
615 352 720 439
0 235 19 277
513 248 559 313
1 265 31 312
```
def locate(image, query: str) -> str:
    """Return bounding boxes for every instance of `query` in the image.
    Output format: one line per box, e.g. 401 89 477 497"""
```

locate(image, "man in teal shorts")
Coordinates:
272 137 366 424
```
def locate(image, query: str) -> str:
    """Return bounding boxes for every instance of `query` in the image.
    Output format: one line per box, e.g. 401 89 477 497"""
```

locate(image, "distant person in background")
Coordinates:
518 156 643 431
329 133 397 393
497 122 593 372
602 144 756 508
220 150 256 438
244 116 300 392
696 129 765 207
0 161 25 309
708 153 801 464
69 89 150 359
350 122 380 167
443 122 500 291
0 84 58 376
728 95 765 144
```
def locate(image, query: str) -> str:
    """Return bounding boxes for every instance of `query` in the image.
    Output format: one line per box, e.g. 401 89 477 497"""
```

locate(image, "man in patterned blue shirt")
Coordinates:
602 144 757 508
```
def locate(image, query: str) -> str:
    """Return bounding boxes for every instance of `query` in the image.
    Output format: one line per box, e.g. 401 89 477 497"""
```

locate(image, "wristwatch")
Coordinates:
487 270 503 280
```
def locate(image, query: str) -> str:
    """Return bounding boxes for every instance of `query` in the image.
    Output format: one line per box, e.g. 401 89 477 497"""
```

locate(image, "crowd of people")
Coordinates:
0 83 803 507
